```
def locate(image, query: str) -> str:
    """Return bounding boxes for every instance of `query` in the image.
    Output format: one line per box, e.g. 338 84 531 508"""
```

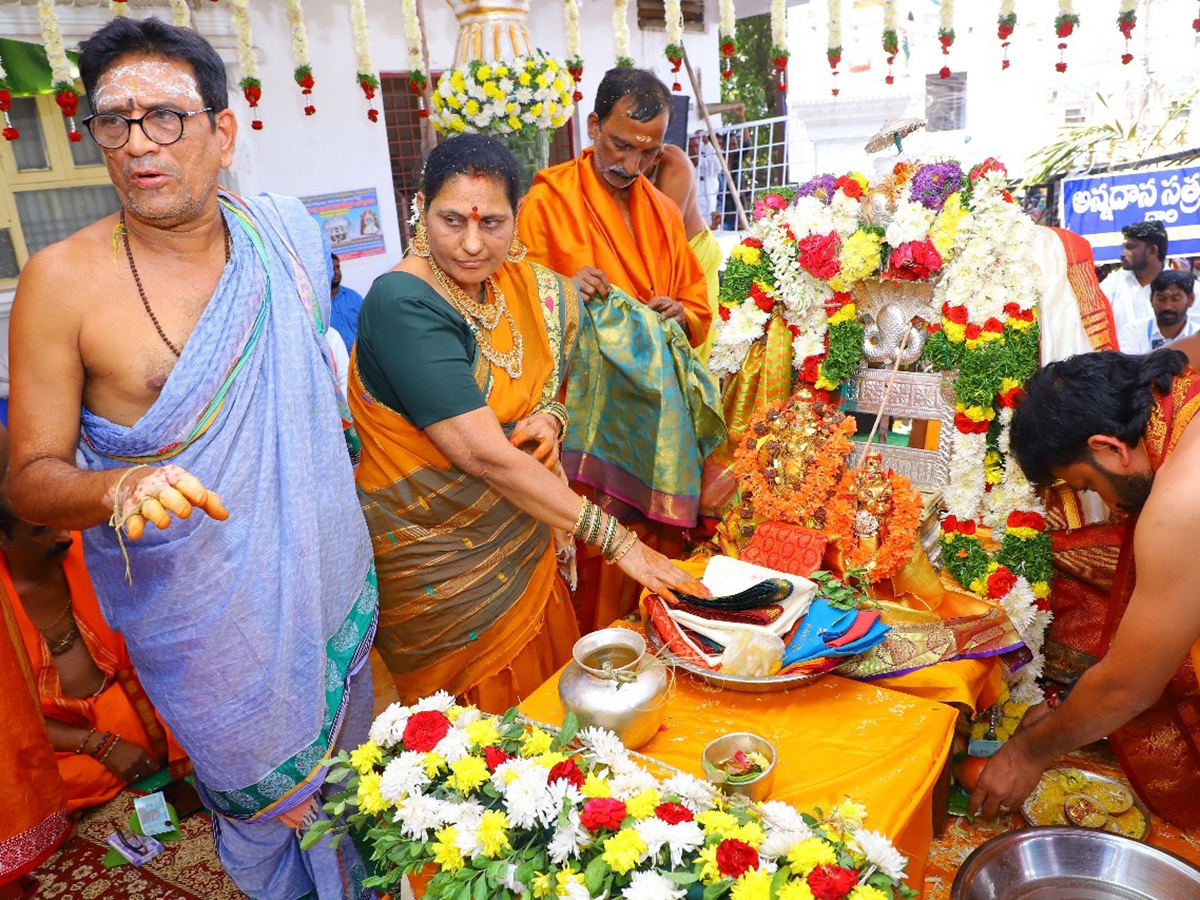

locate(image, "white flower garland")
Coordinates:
170 0 191 28
564 0 581 62
613 0 632 63
350 0 376 77
826 0 841 52
285 0 311 71
1000 0 1015 15
37 0 72 88
719 0 735 40
664 0 683 49
939 0 954 35
229 0 259 82
883 0 895 33
402 0 426 75
771 0 789 49
1058 0 1074 17
111 1 130 18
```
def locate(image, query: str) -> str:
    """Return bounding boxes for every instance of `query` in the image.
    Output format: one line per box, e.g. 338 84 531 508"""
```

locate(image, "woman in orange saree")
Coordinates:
351 135 707 714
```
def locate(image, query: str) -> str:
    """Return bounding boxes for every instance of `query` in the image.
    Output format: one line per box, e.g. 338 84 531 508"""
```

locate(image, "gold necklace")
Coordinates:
426 260 524 380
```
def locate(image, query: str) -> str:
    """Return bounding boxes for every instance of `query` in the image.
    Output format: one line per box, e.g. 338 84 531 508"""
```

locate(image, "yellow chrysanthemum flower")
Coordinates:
449 115 467 132
464 99 481 117
730 244 762 266
431 825 465 873
944 321 966 343
555 870 586 898
625 788 661 819
787 837 838 874
930 192 968 256
423 752 447 778
546 58 559 72
464 718 502 748
534 751 568 769
356 771 388 816
479 809 511 858
697 809 739 836
446 755 490 793
446 706 465 723
848 886 889 900
828 301 858 325
601 828 648 875
729 821 764 848
531 872 554 899
505 101 518 115
529 102 544 118
535 74 549 89
522 726 553 756
777 882 817 900
1032 581 1051 599
518 72 533 86
730 870 773 900
450 71 467 92
1006 526 1039 540
349 741 382 775
697 844 723 884
830 229 883 291
476 64 492 80
507 115 522 131
582 772 611 798
446 94 462 110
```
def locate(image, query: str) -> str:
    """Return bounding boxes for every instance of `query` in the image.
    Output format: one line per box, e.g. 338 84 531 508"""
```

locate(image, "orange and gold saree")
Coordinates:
351 261 581 713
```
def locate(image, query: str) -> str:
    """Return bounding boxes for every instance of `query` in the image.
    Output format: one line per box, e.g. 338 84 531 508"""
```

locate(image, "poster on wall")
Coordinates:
301 188 386 260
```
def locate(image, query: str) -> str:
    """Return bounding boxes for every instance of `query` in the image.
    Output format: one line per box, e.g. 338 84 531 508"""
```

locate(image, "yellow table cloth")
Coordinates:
522 640 957 895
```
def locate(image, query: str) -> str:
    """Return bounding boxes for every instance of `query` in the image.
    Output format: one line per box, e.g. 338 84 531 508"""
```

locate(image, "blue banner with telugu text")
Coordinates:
1060 165 1200 263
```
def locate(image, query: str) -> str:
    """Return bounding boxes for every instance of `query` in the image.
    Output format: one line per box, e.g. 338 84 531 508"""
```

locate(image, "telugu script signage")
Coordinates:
1059 165 1200 263
301 188 386 261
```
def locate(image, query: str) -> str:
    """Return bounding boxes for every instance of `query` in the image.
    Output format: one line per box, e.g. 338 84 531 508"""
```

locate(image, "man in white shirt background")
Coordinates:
1101 220 1168 338
1118 269 1197 354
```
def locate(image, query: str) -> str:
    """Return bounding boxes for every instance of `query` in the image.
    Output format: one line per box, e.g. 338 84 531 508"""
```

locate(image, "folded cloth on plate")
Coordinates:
782 598 891 667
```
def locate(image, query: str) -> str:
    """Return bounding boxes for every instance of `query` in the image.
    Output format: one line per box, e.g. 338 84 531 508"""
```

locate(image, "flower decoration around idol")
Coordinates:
1117 1 1136 66
881 0 898 85
430 54 575 138
997 0 1016 70
825 0 841 96
37 0 82 141
312 693 917 899
709 158 1052 702
1054 0 1079 73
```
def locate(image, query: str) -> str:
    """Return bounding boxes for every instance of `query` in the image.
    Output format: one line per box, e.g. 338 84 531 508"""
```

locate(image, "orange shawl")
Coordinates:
519 149 712 348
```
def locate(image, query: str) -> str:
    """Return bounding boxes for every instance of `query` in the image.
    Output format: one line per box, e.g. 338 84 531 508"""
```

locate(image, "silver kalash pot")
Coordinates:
557 628 669 750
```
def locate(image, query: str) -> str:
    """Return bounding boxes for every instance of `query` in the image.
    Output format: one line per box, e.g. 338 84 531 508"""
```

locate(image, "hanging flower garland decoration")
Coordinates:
881 0 898 85
709 160 1052 702
614 0 634 68
1054 0 1079 74
284 0 316 116
1195 2 1200 34
111 0 130 18
769 0 789 92
997 0 1015 70
664 0 685 92
350 0 380 122
400 0 429 118
316 695 918 899
37 0 81 142
564 0 583 102
718 0 736 80
825 0 840 97
937 0 954 80
430 54 574 137
169 0 192 28
228 0 263 130
0 50 17 141
1117 1 1136 66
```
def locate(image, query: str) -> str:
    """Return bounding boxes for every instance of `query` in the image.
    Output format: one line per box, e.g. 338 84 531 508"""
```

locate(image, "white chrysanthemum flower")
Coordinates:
660 772 718 812
432 727 472 764
885 200 936 246
635 818 704 869
515 87 534 103
368 704 412 748
830 191 862 237
392 793 454 841
548 806 591 864
851 828 907 881
560 881 591 900
621 870 686 900
608 765 660 800
786 197 835 239
412 691 456 713
379 751 429 804
498 864 526 894
578 726 627 768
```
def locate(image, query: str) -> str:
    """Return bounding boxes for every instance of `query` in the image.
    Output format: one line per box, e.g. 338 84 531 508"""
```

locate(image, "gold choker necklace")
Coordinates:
426 259 523 380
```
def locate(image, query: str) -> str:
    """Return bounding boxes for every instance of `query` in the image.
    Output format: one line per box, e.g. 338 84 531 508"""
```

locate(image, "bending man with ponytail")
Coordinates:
970 348 1200 827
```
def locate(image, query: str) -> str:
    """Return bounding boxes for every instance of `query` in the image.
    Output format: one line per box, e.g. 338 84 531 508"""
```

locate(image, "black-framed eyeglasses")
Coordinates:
82 107 213 150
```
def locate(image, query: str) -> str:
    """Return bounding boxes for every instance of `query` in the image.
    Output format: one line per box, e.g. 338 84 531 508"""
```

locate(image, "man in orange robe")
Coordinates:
0 505 186 813
520 67 713 631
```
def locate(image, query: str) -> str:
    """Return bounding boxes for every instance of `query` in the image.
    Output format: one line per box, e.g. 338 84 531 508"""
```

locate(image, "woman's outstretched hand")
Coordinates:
616 539 711 603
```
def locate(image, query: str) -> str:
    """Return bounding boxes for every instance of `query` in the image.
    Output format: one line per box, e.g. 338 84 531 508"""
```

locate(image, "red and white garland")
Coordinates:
997 0 1015 70
718 0 736 81
881 0 897 85
350 0 380 122
564 0 584 101
286 0 316 116
229 0 262 129
37 0 81 142
0 49 16 141
825 0 840 97
937 0 954 80
170 0 192 28
1117 1 1136 66
402 0 429 118
1054 0 1079 73
111 0 130 18
664 0 684 92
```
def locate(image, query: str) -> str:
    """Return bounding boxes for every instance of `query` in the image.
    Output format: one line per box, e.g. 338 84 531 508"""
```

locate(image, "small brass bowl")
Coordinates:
701 732 776 802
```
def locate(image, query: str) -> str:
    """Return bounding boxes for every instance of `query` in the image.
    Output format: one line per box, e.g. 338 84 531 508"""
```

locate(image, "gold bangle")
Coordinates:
599 514 620 555
586 506 603 546
607 530 639 564
573 498 594 541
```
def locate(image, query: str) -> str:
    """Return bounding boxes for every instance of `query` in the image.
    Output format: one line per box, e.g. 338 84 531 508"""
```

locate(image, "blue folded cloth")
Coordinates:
781 598 891 666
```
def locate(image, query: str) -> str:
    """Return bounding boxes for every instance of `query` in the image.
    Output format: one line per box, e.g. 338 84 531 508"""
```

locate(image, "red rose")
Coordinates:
743 238 764 249
300 73 315 89
945 304 969 325
251 120 263 131
402 710 451 752
547 759 585 789
807 864 859 900
827 51 841 69
715 839 759 878
799 353 823 385
56 91 79 117
955 413 988 434
998 23 1014 40
965 323 983 341
796 232 842 280
943 514 959 533
987 566 1018 599
887 240 942 281
998 386 1023 409
367 108 379 122
654 802 694 824
483 745 511 771
788 324 803 339
1024 511 1045 530
885 74 895 85
360 81 377 99
1194 17 1200 32
1056 61 1068 73
1121 53 1134 65
984 317 1005 334
2 126 18 141
1002 59 1011 70
305 105 317 116
1006 511 1024 529
580 797 627 831
939 66 951 80
0 89 10 112
960 519 977 535
1034 596 1051 611
1057 21 1074 38
719 304 731 322
68 130 82 142
839 177 863 199
939 34 953 48
750 283 774 313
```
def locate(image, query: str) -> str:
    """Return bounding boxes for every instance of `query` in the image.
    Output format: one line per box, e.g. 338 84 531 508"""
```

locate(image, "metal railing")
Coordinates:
691 115 791 229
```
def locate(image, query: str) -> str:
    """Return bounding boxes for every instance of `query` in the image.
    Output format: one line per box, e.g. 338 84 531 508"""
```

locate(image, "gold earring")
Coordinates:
412 218 430 258
507 232 527 263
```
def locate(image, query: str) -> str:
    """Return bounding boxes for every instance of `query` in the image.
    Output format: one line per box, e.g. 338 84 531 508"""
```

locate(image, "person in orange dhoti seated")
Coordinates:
519 67 714 632
0 505 187 812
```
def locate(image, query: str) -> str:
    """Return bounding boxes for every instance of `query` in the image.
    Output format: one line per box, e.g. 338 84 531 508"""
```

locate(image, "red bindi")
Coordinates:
470 205 480 221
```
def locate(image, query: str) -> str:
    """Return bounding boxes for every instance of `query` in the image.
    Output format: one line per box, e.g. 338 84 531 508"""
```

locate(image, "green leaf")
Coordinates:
584 855 610 895
329 831 345 850
299 819 332 850
472 875 489 900
668 872 699 885
703 881 732 900
500 706 520 725
327 765 352 783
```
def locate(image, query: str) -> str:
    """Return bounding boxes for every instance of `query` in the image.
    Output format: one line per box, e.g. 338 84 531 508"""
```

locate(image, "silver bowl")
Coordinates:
701 732 776 802
951 826 1200 900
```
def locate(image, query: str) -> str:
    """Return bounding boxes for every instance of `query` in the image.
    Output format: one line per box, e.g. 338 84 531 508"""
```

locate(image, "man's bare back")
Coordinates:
650 143 706 240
